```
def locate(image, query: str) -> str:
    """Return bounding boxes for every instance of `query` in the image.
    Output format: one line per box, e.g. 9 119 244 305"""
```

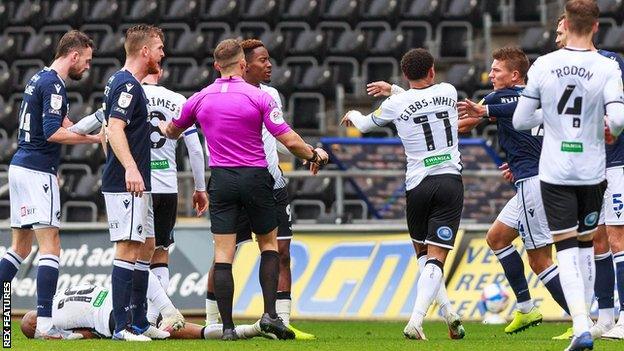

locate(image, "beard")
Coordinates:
147 58 160 75
68 65 85 81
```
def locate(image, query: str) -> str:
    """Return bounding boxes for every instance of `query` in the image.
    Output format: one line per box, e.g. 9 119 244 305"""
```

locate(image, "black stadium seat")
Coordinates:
8 0 45 29
445 63 479 96
321 0 360 25
357 22 404 57
277 23 325 58
443 0 483 23
0 2 8 31
161 0 200 23
196 23 233 56
362 0 400 24
122 0 160 23
512 0 542 23
10 59 45 93
288 93 326 132
397 21 433 53
437 22 473 61
519 26 555 54
282 0 321 24
597 0 623 22
0 61 10 97
201 0 240 26
241 0 281 25
601 25 624 52
46 0 82 27
401 0 441 24
84 0 121 26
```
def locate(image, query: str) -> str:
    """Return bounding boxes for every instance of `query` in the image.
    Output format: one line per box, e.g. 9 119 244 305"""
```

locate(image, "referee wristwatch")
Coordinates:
307 149 320 164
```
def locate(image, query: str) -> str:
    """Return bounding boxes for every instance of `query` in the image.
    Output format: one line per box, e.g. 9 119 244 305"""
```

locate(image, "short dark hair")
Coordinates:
240 39 265 60
492 47 529 79
214 38 243 66
124 24 164 56
565 0 599 35
54 30 94 59
400 48 434 81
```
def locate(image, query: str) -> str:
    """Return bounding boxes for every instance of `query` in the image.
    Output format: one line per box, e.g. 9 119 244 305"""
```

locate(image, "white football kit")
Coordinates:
52 285 113 338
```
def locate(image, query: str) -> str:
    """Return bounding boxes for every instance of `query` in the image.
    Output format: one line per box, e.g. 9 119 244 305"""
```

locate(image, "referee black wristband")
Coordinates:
307 150 319 163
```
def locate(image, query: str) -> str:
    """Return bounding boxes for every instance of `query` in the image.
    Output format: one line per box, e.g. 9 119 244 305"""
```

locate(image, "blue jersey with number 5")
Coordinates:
10 67 68 175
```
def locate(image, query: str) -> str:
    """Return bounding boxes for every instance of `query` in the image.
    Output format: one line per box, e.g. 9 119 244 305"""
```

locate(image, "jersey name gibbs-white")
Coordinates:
373 83 462 190
522 49 623 185
143 84 191 193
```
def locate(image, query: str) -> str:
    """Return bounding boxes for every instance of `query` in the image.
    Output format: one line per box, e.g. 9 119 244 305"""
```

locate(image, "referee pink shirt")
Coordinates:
173 76 291 167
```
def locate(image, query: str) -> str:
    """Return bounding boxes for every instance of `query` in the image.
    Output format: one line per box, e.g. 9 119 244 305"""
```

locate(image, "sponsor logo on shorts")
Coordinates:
584 211 598 227
109 221 119 229
424 154 451 167
122 199 130 209
560 141 583 153
528 209 535 217
55 211 61 220
137 225 143 234
43 184 49 193
436 226 453 241
92 290 108 307
613 194 623 218
20 206 35 217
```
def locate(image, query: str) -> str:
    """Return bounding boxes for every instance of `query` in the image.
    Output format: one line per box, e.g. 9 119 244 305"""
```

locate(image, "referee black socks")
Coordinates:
260 250 280 319
214 262 235 330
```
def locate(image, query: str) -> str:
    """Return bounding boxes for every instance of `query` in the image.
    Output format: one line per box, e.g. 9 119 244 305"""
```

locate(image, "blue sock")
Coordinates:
130 260 150 330
112 259 134 333
36 254 59 318
538 264 570 315
594 252 615 310
615 252 624 313
0 249 24 284
494 245 531 303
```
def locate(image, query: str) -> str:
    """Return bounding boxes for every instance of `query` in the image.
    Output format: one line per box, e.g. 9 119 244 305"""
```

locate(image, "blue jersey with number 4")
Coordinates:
483 86 542 182
10 67 68 175
598 49 624 168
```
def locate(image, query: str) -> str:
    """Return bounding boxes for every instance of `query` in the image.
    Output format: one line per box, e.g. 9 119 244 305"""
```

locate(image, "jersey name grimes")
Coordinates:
399 96 457 121
552 65 594 81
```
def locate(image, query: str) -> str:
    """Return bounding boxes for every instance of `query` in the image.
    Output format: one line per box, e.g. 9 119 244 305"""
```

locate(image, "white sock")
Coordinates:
152 266 170 292
578 245 596 309
556 246 589 336
517 300 535 314
206 298 220 325
598 308 615 326
235 323 261 339
618 311 624 325
409 261 443 326
147 270 176 317
418 255 452 318
202 324 223 339
36 316 53 333
276 298 291 326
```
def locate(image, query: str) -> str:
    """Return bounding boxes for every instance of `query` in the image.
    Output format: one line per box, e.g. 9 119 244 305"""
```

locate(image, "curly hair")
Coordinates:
400 48 434 81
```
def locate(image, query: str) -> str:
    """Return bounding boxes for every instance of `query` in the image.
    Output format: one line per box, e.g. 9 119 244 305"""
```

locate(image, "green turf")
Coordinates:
8 320 624 351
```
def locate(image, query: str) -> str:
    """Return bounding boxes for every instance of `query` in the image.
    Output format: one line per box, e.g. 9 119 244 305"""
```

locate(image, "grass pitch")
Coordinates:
9 320 624 351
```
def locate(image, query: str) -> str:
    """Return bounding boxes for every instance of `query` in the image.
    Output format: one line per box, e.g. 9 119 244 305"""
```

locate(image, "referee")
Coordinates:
159 39 327 341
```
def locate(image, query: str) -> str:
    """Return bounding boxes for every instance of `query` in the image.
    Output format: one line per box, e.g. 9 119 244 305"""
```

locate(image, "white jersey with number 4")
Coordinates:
372 82 461 190
143 84 195 193
52 285 113 338
522 48 623 185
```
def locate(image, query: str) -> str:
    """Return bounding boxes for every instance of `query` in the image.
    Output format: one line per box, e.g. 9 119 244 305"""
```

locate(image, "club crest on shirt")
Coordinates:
269 107 285 124
118 92 133 108
50 94 63 110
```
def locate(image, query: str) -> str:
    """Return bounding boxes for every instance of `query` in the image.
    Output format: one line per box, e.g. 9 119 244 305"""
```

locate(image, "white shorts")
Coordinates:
599 166 624 226
9 165 60 229
496 176 552 250
104 192 153 243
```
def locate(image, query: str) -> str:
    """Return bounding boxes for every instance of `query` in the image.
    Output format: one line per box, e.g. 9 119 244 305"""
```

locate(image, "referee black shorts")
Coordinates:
541 180 606 235
406 174 463 250
235 186 293 245
208 167 278 235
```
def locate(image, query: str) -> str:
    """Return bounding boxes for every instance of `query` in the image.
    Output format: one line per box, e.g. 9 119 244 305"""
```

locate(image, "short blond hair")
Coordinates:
214 39 243 66
124 24 163 56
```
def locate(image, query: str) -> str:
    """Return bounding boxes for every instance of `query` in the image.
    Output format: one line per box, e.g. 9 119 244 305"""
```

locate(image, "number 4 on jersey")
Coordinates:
557 85 583 128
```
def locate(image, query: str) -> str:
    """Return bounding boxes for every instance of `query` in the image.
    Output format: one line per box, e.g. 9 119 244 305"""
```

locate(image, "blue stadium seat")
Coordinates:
45 0 82 26
282 0 321 24
437 21 473 61
201 0 240 25
321 0 360 25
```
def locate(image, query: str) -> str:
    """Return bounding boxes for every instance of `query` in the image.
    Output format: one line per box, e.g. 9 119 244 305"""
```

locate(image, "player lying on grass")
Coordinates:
19 282 264 341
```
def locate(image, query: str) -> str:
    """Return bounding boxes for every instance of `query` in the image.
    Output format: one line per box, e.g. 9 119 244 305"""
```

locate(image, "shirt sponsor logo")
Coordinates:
118 92 133 108
424 154 452 167
151 160 170 170
92 290 108 307
50 94 63 110
48 108 61 115
560 141 583 153
269 107 285 124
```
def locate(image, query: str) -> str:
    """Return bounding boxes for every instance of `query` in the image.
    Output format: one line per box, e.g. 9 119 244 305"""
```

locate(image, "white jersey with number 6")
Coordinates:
522 48 624 185
143 84 196 193
371 82 461 190
52 285 113 338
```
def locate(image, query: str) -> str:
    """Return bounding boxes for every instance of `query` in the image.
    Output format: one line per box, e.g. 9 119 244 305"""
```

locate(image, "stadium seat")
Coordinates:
0 61 9 98
0 127 15 164
241 0 281 25
437 21 473 61
597 0 623 22
362 57 399 86
288 92 326 132
326 56 360 95
10 59 45 94
40 25 75 61
61 201 98 222
90 58 121 91
83 25 124 60
596 18 618 47
84 0 121 25
400 0 441 23
0 3 7 31
122 0 160 23
319 22 366 59
66 92 88 122
161 23 200 58
361 0 400 23
445 63 479 96
601 25 624 52
519 26 555 54
321 0 360 24
161 0 200 23
269 63 295 96
0 94 21 133
235 22 287 62
357 22 402 57
397 21 433 52
277 22 326 58
162 58 212 92
292 199 326 222
45 0 82 26
200 0 240 25
86 92 105 116
2 27 37 62
330 199 369 221
0 200 9 221
0 31 17 63
8 0 45 29
282 0 321 24
512 0 542 23
196 23 233 56
283 56 332 93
